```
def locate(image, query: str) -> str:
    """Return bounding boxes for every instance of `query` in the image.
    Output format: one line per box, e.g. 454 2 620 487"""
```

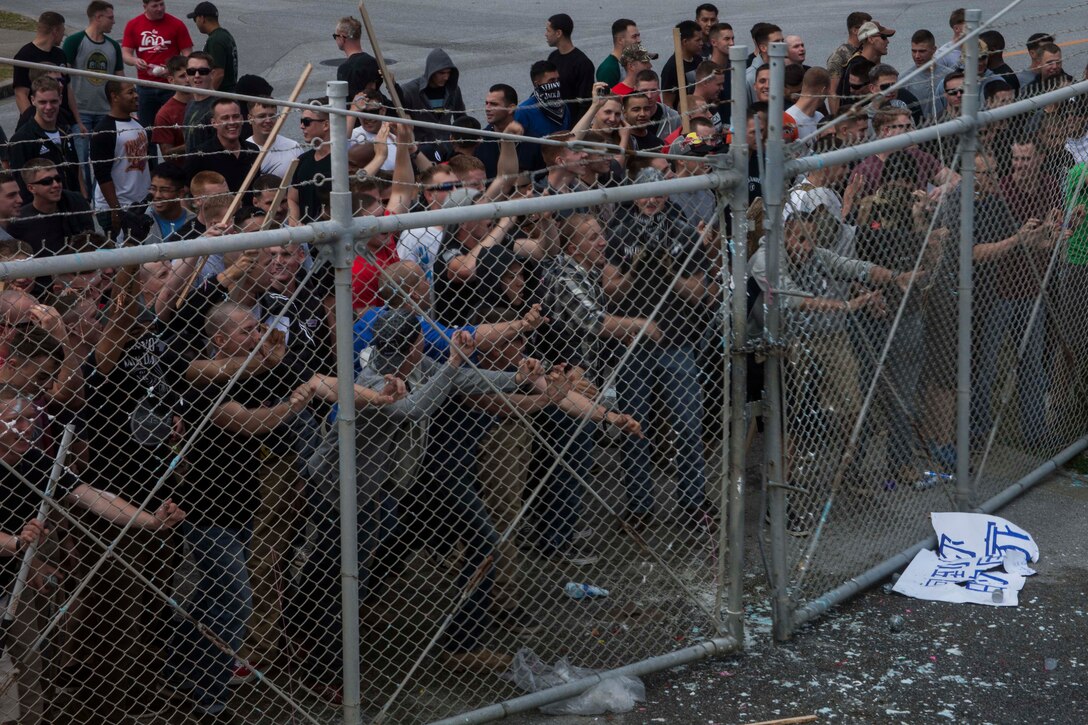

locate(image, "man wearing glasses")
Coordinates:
287 103 333 226
142 162 193 244
8 159 96 260
8 77 81 202
182 51 219 153
837 20 894 99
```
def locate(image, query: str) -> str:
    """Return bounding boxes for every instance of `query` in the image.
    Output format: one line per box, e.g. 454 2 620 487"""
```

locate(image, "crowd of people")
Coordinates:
0 1 1086 723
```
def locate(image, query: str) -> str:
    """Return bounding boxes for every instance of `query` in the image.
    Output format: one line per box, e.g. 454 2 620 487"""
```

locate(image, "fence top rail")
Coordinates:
787 78 1088 177
0 56 713 165
0 171 738 281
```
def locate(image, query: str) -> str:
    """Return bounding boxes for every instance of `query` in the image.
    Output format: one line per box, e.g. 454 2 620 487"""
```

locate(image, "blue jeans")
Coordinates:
170 523 253 715
529 406 593 553
75 112 106 198
975 297 1049 445
618 343 707 515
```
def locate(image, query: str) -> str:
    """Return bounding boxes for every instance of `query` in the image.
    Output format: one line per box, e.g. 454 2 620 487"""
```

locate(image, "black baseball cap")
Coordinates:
187 2 219 19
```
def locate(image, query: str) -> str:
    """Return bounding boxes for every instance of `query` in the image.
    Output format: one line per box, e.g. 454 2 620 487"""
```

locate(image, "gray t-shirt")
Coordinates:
62 31 123 116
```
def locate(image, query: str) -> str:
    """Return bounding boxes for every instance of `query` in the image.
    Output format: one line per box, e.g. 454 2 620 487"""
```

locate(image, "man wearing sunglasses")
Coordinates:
287 104 332 226
182 51 219 153
8 159 96 262
837 20 893 99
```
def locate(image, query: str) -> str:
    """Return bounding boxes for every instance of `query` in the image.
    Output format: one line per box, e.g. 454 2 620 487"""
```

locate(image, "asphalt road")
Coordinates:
502 466 1088 725
3 0 1088 137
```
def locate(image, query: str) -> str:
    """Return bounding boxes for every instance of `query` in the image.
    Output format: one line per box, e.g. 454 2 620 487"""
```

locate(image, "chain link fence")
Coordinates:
758 16 1088 638
0 59 748 723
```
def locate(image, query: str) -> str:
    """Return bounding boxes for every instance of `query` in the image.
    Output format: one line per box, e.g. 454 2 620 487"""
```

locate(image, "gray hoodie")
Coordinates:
399 48 466 144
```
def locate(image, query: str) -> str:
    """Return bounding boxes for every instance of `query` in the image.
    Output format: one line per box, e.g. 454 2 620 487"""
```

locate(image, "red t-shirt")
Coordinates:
122 13 193 81
351 236 400 310
152 96 187 147
611 82 635 96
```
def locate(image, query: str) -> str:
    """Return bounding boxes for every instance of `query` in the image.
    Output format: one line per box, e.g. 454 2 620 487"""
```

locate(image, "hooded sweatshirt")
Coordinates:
400 48 466 144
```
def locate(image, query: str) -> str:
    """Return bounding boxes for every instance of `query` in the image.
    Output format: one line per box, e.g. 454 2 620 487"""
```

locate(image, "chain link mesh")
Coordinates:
766 62 1088 628
0 133 740 723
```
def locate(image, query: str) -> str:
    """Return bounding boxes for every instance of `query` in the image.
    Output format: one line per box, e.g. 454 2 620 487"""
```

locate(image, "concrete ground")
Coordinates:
502 465 1088 725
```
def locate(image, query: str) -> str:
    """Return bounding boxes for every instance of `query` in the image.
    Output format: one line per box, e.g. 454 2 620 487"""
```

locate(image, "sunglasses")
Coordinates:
332 33 346 40
30 175 62 187
300 117 325 127
946 88 964 96
186 67 212 76
878 82 896 92
849 82 867 90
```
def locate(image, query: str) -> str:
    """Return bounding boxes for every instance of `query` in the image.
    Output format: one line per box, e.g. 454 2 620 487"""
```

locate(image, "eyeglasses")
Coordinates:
946 88 964 96
300 117 326 127
186 67 212 76
30 175 62 187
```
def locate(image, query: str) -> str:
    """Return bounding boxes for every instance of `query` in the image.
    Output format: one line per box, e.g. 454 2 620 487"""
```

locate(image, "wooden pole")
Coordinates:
358 0 409 120
176 65 313 308
260 156 300 232
673 28 691 134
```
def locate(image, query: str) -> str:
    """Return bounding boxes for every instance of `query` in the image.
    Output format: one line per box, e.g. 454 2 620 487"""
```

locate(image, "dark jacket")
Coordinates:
8 118 80 201
399 48 466 144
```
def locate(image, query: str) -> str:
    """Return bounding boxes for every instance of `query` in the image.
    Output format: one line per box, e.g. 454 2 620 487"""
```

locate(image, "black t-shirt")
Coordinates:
9 193 96 258
12 44 75 122
164 275 228 361
337 51 380 99
290 149 332 224
0 447 78 596
660 55 701 108
605 205 711 348
82 325 188 503
185 137 260 195
548 47 595 121
16 104 76 133
432 238 483 327
629 132 664 153
179 354 307 528
259 280 333 376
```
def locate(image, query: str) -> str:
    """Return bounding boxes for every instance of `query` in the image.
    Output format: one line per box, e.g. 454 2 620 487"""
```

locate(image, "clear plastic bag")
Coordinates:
505 648 646 715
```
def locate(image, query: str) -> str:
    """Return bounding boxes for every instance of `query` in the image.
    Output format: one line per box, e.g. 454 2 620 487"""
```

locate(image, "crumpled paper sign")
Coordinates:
892 512 1038 607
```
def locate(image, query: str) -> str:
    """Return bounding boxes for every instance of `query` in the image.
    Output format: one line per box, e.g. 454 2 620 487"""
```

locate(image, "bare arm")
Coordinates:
14 88 31 114
65 485 184 530
385 123 417 216
445 216 515 280
210 383 312 436
122 46 148 72
572 83 610 139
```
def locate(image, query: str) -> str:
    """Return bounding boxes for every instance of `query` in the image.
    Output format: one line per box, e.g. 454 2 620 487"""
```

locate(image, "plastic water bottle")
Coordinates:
564 582 609 600
914 470 955 491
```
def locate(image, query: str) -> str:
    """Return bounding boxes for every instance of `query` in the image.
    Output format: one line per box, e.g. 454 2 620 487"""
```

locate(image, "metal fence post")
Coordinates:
326 79 362 725
763 41 791 641
956 10 981 512
726 44 750 645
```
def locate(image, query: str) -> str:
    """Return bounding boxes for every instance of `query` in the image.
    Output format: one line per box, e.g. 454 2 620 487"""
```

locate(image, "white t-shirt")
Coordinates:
396 226 443 279
785 104 825 144
350 126 397 172
246 134 305 179
93 118 151 211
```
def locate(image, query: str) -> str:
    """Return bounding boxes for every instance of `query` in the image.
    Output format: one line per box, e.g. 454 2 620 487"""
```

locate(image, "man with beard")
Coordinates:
514 60 572 171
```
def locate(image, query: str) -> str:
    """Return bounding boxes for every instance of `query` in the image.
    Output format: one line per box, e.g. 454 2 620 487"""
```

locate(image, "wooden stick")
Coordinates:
673 28 691 135
747 716 818 725
175 64 313 308
260 157 300 232
358 0 409 120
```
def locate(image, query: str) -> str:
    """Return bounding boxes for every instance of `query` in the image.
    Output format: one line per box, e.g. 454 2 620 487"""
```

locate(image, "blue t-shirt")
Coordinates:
353 307 477 375
152 210 188 242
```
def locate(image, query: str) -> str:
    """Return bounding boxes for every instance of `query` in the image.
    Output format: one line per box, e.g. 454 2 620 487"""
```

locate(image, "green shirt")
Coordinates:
1067 163 1088 265
595 54 620 87
62 31 123 115
204 27 238 93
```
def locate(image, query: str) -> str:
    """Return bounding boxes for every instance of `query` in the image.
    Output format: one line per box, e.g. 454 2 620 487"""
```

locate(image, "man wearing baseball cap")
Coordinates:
188 2 237 92
837 20 894 98
612 45 653 95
